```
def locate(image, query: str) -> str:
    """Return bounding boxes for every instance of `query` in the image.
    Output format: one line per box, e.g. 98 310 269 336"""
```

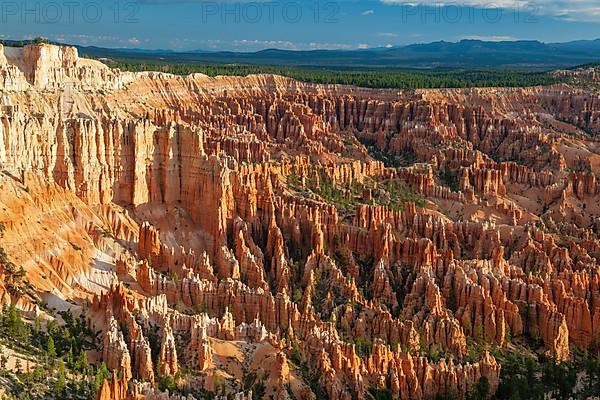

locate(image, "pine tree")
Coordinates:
76 349 89 373
47 336 56 358
55 360 66 398
33 316 41 336
67 345 74 368
6 304 21 337
94 362 110 393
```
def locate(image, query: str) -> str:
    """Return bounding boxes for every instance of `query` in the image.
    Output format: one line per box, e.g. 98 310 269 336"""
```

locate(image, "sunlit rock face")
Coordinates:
1 43 599 399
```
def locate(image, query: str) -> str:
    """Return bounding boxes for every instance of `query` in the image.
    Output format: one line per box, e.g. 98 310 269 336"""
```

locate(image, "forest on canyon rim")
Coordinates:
0 43 598 400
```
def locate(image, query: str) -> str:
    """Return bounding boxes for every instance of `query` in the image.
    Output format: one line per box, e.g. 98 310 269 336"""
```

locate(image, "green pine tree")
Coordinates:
67 345 74 368
94 362 110 394
47 336 56 358
76 349 89 373
54 360 66 398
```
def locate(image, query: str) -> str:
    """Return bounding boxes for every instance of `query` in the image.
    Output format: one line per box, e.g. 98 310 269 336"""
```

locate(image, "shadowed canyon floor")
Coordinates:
0 44 599 400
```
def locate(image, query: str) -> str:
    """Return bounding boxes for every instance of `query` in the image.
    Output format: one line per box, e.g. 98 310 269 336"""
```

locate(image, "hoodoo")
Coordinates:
0 43 599 399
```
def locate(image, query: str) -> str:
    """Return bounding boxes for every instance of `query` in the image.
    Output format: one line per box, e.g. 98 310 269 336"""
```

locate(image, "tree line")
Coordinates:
96 58 565 90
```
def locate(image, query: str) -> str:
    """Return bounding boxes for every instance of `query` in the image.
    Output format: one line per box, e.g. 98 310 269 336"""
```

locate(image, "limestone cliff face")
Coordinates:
0 43 132 91
1 44 599 400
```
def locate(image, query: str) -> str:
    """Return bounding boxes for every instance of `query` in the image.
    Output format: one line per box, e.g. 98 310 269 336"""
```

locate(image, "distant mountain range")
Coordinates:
6 38 600 69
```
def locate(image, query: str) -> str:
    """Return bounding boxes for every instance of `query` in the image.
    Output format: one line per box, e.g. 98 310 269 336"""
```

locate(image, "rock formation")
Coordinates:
0 43 598 400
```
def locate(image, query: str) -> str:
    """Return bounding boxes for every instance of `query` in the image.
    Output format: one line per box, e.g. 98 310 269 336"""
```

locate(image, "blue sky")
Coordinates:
5 0 600 50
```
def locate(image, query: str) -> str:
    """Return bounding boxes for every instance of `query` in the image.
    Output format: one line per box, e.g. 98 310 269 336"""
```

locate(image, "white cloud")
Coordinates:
153 38 375 51
361 9 375 16
377 32 399 37
461 35 516 41
23 34 147 48
206 39 368 51
379 0 600 22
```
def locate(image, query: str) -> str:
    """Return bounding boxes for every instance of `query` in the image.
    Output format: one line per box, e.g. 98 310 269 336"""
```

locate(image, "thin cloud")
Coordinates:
210 39 369 51
462 35 516 41
361 9 375 16
379 0 600 22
